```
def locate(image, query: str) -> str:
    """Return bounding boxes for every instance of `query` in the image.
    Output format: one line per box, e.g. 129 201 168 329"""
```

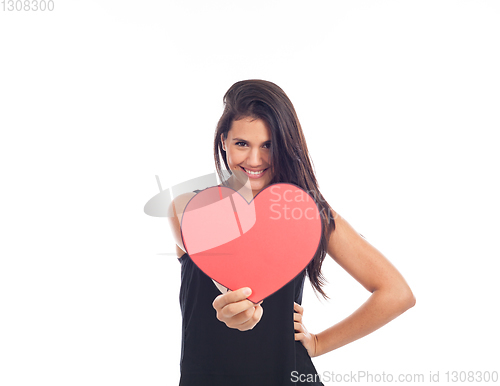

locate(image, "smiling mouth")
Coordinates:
241 167 267 176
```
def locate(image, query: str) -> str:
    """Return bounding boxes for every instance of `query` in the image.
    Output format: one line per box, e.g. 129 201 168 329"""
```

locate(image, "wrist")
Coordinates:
311 333 320 357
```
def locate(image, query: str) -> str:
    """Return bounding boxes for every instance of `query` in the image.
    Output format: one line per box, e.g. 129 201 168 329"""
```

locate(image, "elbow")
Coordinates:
406 291 416 310
378 283 415 313
398 285 416 312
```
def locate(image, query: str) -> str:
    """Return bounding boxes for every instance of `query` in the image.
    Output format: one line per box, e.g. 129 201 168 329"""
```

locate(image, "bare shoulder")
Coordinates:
170 191 197 214
167 191 197 258
326 211 412 297
326 211 368 264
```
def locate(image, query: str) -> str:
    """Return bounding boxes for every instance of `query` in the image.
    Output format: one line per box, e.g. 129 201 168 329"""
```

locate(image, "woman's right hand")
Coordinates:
212 287 263 331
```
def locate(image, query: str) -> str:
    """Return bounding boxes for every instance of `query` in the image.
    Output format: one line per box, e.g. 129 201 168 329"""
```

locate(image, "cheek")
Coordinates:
226 150 239 167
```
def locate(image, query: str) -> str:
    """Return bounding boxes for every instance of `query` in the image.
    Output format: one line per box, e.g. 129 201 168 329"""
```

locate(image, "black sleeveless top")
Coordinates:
177 191 325 385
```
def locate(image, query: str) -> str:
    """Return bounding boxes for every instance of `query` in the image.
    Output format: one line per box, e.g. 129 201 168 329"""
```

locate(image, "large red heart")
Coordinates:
180 183 322 303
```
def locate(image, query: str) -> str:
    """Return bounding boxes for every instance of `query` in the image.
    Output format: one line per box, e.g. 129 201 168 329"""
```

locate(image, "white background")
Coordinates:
1 1 499 384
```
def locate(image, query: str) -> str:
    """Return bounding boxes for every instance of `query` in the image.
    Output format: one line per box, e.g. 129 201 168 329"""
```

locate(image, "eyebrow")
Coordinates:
232 138 271 144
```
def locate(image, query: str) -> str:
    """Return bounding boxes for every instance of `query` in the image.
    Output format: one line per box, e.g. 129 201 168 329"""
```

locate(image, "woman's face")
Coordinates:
222 117 274 197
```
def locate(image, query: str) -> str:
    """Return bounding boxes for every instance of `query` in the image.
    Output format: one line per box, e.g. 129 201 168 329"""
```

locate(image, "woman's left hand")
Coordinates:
294 302 319 357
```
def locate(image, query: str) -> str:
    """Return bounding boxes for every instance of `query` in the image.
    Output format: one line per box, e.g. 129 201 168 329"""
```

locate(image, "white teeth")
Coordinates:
243 168 265 175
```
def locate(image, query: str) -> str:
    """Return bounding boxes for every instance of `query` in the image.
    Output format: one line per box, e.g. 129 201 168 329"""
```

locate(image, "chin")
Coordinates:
253 181 269 192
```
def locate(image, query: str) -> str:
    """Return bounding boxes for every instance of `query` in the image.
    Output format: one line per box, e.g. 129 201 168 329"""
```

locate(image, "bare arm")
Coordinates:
167 192 195 258
167 192 229 293
295 211 416 357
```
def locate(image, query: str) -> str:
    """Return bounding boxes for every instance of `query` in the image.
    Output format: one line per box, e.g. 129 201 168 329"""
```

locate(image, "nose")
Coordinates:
247 147 265 167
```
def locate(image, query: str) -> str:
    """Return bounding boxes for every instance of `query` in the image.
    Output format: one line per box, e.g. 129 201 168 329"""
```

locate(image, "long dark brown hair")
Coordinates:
213 79 336 299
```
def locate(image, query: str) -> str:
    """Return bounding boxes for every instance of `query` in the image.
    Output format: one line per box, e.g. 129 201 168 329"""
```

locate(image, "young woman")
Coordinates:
168 79 416 385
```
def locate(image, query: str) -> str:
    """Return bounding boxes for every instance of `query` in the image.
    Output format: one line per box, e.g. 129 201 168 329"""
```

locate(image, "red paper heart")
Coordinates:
180 183 322 303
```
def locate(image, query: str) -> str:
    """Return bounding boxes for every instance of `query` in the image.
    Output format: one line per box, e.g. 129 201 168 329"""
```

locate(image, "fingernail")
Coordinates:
243 288 252 296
